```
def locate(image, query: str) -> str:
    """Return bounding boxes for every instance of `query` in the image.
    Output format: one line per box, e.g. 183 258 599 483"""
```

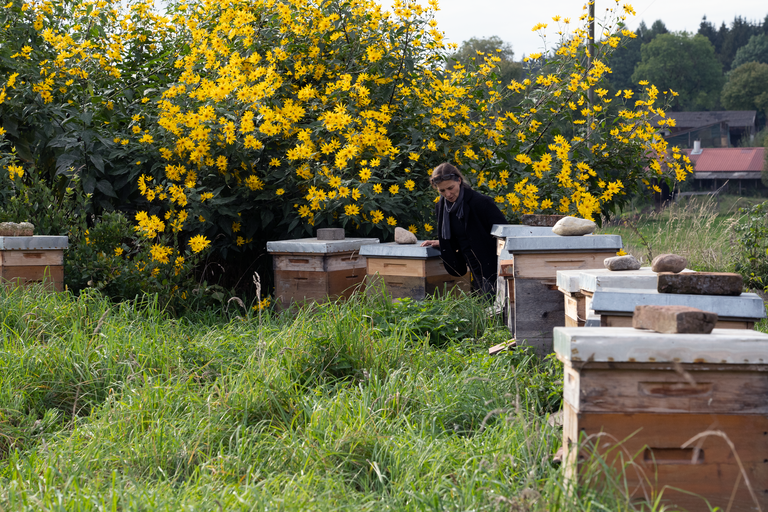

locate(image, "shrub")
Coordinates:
1 0 692 262
734 201 768 291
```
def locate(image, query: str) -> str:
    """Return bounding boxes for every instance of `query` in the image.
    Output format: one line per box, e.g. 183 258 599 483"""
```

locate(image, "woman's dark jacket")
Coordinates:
435 186 507 279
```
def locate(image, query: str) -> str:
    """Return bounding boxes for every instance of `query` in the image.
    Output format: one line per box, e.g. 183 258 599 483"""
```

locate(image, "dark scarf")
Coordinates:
441 186 465 240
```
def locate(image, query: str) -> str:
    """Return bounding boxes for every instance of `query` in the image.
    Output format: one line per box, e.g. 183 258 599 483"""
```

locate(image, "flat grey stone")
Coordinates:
658 272 743 296
604 255 641 271
0 235 69 250
490 224 556 238
633 305 718 334
267 238 379 254
394 227 417 244
651 253 687 273
554 326 768 365
316 228 344 240
360 242 439 259
503 235 622 254
552 216 597 236
590 289 764 320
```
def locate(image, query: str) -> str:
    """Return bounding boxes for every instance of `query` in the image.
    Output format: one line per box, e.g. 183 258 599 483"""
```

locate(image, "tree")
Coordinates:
609 20 668 92
449 36 522 86
632 33 724 111
732 34 768 68
720 16 761 72
721 62 768 125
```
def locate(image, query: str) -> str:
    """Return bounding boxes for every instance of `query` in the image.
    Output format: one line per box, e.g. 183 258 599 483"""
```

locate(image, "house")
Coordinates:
682 145 766 193
660 111 757 148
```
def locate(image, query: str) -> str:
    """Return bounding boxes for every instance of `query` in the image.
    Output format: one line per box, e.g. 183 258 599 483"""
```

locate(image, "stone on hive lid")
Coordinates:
0 222 34 237
552 216 597 236
651 253 687 273
633 305 718 334
316 228 344 240
657 272 743 296
394 226 417 244
604 254 641 271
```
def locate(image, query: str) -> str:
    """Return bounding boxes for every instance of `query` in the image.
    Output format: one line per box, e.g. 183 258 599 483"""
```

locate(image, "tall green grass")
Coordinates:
0 285 699 510
600 195 743 272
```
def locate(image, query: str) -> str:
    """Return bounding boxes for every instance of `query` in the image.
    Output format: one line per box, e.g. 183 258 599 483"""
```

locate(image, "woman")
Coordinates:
421 162 507 297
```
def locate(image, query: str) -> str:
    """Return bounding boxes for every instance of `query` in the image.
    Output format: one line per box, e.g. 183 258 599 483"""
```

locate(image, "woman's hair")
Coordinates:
430 162 469 189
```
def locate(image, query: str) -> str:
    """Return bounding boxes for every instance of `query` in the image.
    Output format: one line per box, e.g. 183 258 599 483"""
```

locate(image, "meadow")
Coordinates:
0 281 705 511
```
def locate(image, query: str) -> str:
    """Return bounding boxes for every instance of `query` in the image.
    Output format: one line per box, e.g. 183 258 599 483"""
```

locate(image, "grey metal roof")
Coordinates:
665 110 756 129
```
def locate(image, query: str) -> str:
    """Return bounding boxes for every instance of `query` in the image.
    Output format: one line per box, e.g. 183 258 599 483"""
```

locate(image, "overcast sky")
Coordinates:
379 0 768 58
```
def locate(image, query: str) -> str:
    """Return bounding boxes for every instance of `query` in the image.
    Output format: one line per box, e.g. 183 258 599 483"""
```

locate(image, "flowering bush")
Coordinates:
1 0 692 260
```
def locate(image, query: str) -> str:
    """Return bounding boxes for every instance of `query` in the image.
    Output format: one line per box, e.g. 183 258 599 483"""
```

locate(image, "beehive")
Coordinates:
498 234 622 355
0 236 68 291
267 237 378 307
360 242 470 300
554 326 768 511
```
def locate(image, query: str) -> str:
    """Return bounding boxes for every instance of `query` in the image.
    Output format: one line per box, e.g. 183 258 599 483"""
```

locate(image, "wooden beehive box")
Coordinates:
499 234 622 355
554 327 768 512
266 236 378 307
0 236 68 291
359 242 470 300
590 289 765 329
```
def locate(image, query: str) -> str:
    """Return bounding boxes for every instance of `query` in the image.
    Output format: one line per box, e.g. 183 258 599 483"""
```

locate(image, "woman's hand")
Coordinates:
420 240 439 248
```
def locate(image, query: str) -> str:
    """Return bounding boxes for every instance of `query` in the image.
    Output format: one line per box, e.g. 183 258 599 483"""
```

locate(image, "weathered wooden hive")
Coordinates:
359 242 470 300
0 236 69 291
554 326 768 511
266 232 378 307
498 234 622 354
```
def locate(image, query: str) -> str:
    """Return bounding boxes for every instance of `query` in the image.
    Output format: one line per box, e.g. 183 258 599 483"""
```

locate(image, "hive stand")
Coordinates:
0 236 69 291
359 242 470 300
554 326 768 512
498 234 622 355
266 237 378 307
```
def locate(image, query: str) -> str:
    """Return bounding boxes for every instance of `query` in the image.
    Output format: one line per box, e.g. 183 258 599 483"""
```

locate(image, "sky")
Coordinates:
379 0 768 58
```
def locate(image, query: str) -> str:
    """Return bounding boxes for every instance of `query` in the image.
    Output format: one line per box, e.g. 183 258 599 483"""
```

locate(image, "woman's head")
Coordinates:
430 162 467 203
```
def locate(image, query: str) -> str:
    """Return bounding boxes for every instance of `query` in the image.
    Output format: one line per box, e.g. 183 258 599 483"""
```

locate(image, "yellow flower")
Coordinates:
424 223 433 232
188 234 211 253
344 204 360 216
389 184 400 195
114 247 124 256
616 249 628 256
404 179 415 191
373 183 383 194
407 225 417 234
387 216 396 226
371 210 384 223
150 244 173 264
276 188 285 196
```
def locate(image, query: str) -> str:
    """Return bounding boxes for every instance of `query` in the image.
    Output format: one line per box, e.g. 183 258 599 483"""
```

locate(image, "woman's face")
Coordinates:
437 179 461 203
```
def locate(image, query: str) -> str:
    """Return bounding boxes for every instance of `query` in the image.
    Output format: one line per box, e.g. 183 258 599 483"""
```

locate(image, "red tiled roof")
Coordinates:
682 147 766 172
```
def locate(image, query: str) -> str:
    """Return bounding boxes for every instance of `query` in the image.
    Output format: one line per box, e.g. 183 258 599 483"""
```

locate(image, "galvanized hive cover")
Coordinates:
0 236 69 250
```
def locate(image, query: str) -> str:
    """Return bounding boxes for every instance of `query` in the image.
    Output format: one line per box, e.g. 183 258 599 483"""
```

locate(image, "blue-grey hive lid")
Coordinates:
589 290 766 320
490 224 556 238
554 326 768 365
266 237 379 254
359 242 439 259
0 235 69 250
503 234 622 253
